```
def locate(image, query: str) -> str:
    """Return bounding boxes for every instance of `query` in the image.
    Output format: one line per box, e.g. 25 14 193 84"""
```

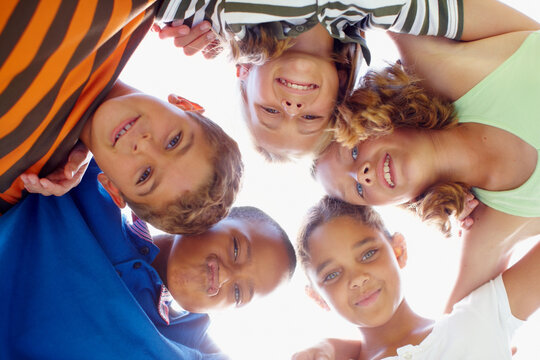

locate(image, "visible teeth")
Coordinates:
278 78 316 90
115 120 135 141
384 155 395 187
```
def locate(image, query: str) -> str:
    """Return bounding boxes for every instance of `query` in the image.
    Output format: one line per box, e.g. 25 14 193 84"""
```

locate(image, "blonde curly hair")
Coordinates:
333 63 469 236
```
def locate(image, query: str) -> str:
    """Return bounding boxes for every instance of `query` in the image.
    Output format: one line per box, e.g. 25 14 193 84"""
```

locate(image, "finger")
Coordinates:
202 39 222 59
151 23 162 32
159 23 191 40
182 31 217 56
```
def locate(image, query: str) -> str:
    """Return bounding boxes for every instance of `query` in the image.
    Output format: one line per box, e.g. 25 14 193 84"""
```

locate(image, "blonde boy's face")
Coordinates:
306 216 405 327
239 51 339 157
82 93 213 209
166 218 290 313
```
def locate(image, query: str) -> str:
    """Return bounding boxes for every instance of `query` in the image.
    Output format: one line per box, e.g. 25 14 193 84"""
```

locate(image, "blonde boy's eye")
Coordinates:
302 114 321 120
233 237 239 261
136 167 151 185
166 132 182 149
362 249 378 261
351 146 358 160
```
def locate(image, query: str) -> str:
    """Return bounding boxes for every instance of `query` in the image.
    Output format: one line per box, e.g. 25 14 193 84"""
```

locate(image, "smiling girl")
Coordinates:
315 26 540 309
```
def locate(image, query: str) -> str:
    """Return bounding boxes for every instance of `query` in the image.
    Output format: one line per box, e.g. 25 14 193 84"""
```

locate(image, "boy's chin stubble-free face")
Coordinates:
165 219 290 313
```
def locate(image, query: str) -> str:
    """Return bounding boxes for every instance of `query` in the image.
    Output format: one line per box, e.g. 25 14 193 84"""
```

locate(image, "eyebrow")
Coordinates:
137 132 195 197
315 237 377 276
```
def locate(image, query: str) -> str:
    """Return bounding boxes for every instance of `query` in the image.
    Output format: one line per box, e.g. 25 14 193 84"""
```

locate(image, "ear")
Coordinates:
97 173 127 209
305 285 330 311
235 63 252 80
391 232 408 269
167 94 205 114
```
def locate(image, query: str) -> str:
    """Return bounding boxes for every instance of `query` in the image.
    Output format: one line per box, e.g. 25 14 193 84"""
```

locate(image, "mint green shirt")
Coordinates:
454 31 540 217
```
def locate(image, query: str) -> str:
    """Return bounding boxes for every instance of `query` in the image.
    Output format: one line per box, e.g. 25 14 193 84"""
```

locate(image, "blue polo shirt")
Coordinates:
0 160 228 360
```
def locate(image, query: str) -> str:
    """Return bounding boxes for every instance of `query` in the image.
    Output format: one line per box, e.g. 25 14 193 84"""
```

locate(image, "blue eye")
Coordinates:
262 106 279 114
233 284 241 306
362 249 377 261
323 271 340 283
137 167 151 184
302 114 321 120
167 132 182 149
351 146 358 160
356 182 363 197
233 237 239 261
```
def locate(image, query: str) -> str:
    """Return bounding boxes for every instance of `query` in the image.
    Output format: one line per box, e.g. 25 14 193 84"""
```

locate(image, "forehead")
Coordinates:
315 143 349 198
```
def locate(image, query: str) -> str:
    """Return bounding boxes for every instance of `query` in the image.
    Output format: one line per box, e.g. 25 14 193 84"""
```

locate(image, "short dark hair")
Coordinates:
297 196 391 269
126 112 244 235
229 206 296 279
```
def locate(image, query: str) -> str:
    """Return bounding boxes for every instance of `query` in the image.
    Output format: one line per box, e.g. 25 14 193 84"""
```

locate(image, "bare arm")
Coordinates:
291 338 361 360
444 203 540 313
389 30 534 101
461 0 540 40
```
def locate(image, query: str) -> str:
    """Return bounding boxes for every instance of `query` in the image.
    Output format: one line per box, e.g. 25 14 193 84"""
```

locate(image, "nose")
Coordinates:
281 99 303 116
218 264 233 289
349 271 369 290
132 133 152 153
356 161 373 186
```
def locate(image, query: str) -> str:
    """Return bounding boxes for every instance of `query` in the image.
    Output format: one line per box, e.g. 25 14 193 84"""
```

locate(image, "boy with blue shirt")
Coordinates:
0 159 295 359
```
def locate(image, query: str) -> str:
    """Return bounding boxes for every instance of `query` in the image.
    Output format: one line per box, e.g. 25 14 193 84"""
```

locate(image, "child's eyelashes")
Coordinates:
233 283 241 306
233 236 239 261
302 114 322 120
351 146 358 160
322 270 341 284
362 249 378 262
136 167 152 185
356 182 363 197
261 106 280 115
166 131 182 149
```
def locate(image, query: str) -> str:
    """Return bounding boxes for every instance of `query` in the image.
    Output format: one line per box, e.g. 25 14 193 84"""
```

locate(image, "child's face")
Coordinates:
82 93 213 208
316 129 436 206
165 217 290 313
305 216 404 327
240 51 339 157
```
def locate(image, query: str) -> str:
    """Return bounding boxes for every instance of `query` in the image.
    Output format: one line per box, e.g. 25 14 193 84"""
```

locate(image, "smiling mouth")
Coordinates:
383 154 395 188
355 288 381 307
277 78 318 91
206 256 220 297
112 117 138 145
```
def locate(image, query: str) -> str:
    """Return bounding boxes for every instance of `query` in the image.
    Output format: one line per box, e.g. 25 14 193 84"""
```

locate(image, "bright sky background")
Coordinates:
120 1 540 359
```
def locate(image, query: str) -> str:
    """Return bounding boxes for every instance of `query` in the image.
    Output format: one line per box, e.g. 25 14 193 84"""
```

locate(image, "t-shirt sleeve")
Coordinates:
452 275 524 342
389 0 464 40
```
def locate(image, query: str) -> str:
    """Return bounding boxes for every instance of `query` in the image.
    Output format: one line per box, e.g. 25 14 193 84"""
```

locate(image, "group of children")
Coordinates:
1 0 539 359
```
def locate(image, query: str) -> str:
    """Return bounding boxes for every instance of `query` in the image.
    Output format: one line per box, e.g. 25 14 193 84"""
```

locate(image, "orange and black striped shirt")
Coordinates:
0 0 159 214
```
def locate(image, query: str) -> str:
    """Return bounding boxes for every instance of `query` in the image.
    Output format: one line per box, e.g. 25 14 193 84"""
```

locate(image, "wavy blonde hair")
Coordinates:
333 63 469 236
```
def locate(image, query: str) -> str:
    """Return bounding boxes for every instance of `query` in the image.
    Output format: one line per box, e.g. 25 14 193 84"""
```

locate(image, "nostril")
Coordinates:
364 167 369 174
296 104 302 108
366 179 371 184
285 101 292 106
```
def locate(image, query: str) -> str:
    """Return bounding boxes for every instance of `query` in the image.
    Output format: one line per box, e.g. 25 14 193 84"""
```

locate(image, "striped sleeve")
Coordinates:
389 0 463 39
0 0 156 214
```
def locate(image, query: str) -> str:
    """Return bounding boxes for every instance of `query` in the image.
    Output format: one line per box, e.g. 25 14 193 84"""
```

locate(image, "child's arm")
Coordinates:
20 141 91 197
460 0 540 40
503 237 540 320
444 203 540 313
291 338 361 360
152 20 220 58
389 30 537 101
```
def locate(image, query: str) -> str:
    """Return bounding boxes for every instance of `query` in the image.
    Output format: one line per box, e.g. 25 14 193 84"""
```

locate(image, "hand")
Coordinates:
457 193 479 233
152 20 222 58
291 341 335 360
21 142 91 196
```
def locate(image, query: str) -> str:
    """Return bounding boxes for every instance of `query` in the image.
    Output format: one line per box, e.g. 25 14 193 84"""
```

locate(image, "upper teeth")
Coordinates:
278 78 316 90
384 155 395 187
115 121 135 142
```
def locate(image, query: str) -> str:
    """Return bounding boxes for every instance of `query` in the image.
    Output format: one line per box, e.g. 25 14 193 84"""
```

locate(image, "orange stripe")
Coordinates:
0 0 62 95
0 0 19 34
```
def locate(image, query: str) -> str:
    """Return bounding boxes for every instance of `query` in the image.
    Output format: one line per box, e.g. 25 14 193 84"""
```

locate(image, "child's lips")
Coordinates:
111 116 139 145
354 288 381 307
206 256 219 297
276 77 319 94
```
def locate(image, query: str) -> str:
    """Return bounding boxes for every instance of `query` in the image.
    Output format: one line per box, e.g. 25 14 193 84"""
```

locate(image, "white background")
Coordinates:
120 1 540 359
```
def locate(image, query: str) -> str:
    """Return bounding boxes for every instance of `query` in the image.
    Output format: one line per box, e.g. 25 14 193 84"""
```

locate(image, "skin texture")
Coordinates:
79 84 213 210
153 217 291 313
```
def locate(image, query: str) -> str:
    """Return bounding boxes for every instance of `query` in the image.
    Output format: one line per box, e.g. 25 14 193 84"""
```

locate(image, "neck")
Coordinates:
427 126 486 187
79 80 140 146
151 233 177 287
359 300 433 359
288 23 334 58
